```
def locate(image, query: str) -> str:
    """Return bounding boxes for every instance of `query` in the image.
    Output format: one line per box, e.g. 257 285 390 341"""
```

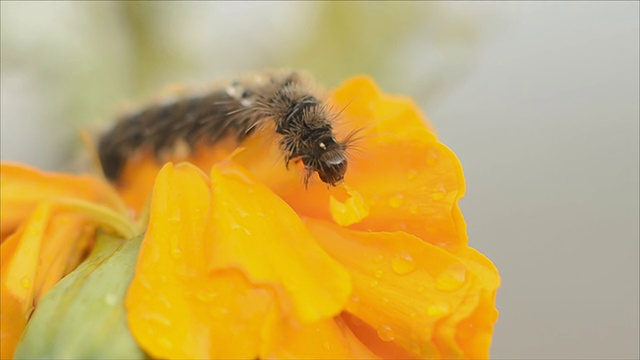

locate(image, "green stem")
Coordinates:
49 198 138 240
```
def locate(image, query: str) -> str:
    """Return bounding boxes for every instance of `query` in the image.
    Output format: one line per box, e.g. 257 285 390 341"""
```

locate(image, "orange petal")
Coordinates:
341 313 419 360
126 162 277 359
115 136 241 215
126 161 352 359
329 76 437 143
305 219 499 358
227 77 467 248
205 161 351 324
0 162 125 241
0 205 94 359
274 316 379 359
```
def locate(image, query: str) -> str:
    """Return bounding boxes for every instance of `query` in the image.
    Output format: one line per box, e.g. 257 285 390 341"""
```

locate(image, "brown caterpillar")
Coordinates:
98 70 357 187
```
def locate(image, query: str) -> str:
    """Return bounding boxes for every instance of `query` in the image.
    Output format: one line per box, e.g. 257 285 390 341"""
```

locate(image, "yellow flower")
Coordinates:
123 77 501 359
0 163 136 359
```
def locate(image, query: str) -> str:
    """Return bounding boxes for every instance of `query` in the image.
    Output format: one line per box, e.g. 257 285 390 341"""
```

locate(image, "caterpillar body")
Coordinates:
98 70 355 187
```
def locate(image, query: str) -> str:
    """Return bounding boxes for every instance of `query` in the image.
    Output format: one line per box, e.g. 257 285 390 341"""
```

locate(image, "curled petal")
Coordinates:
206 161 351 324
126 162 352 359
305 218 499 358
1 203 127 359
273 316 379 359
229 78 467 248
0 162 126 241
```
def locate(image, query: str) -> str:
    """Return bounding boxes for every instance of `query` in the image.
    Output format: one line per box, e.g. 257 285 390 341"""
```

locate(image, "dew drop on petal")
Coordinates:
196 289 217 302
435 263 468 292
170 247 182 259
376 325 395 342
409 204 419 215
427 301 451 317
391 251 416 275
431 192 445 201
388 193 405 208
407 169 418 180
20 277 31 289
370 279 379 287
426 149 438 166
330 187 370 226
373 254 385 264
374 269 384 279
322 341 331 350
349 296 361 311
417 286 425 293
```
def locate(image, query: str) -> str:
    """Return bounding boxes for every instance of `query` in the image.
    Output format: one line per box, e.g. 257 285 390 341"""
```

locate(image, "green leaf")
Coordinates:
15 233 147 359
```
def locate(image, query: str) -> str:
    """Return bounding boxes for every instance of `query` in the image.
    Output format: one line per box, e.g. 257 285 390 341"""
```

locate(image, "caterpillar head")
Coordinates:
300 135 347 187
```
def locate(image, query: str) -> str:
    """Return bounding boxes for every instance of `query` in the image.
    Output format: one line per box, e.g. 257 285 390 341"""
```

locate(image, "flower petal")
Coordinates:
273 316 379 359
229 77 467 248
126 161 352 359
14 234 146 359
329 76 437 142
0 162 126 240
305 218 499 358
1 206 91 359
206 161 352 324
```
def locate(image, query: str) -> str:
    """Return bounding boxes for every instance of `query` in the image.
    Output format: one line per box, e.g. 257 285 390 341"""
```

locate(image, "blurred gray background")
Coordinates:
1 2 638 359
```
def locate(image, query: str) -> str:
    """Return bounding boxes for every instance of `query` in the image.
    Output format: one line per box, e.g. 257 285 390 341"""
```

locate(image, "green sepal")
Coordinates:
14 233 147 359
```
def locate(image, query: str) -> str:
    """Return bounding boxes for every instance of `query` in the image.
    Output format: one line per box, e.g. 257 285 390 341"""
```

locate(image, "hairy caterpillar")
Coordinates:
98 70 358 187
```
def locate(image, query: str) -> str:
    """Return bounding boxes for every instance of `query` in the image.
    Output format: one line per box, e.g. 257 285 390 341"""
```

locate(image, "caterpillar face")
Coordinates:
98 70 356 187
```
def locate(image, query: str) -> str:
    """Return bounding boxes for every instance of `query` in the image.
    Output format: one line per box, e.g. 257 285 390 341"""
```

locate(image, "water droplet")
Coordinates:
373 254 385 264
349 296 361 311
376 325 395 342
417 286 425 293
432 184 447 201
196 289 217 302
243 227 252 235
409 204 419 215
170 246 182 259
409 342 421 354
236 207 249 218
20 277 31 289
28 226 39 236
374 269 384 279
426 149 438 166
370 279 379 287
388 193 404 208
435 263 467 292
407 169 418 180
391 252 416 275
427 301 451 317
322 341 332 350
105 293 118 306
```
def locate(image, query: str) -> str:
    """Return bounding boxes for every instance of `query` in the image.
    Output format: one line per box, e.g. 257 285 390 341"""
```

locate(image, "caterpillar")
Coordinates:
98 70 357 187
